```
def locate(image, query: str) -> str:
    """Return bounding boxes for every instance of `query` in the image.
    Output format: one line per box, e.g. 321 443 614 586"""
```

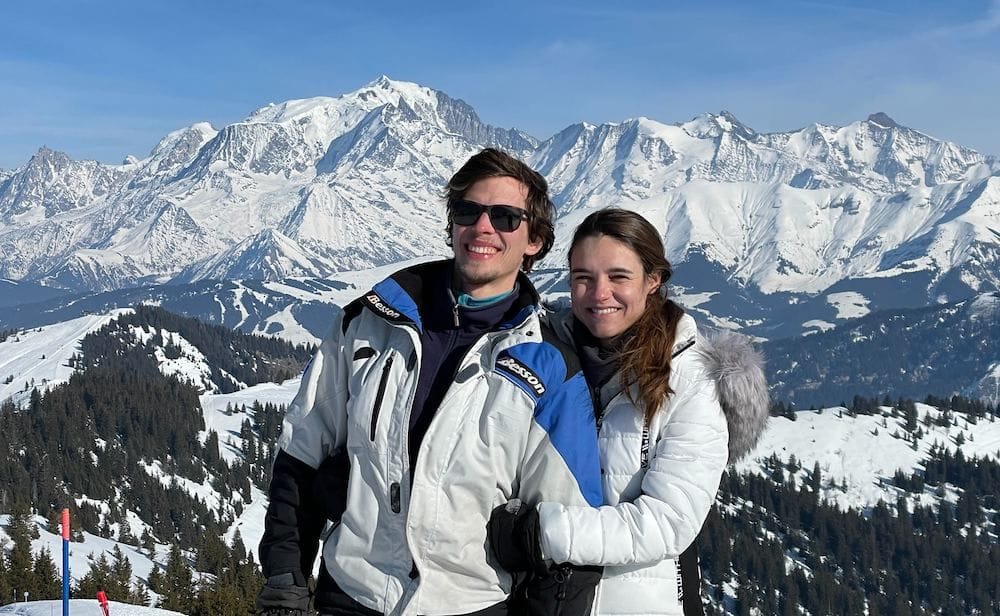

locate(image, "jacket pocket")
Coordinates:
370 354 394 441
353 346 376 361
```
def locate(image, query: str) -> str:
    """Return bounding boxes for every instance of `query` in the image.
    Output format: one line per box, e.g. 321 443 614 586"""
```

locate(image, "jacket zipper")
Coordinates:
370 354 394 441
554 565 571 616
591 385 604 434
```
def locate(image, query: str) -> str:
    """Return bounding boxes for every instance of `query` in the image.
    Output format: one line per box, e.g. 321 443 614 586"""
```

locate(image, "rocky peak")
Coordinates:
866 112 899 129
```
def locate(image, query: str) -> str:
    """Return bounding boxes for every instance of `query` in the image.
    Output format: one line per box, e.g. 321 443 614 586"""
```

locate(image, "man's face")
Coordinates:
451 176 542 299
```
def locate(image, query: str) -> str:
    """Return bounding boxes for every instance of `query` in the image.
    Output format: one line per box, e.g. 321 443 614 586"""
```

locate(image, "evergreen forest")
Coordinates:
1 307 998 613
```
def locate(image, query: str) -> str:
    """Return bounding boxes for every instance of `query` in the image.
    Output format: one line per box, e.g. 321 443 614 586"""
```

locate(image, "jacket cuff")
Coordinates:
536 501 573 564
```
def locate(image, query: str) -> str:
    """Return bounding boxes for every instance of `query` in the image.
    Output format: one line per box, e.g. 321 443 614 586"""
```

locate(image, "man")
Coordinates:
257 148 602 616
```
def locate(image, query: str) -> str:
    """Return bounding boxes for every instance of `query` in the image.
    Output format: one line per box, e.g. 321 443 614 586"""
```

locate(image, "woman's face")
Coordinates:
570 234 661 342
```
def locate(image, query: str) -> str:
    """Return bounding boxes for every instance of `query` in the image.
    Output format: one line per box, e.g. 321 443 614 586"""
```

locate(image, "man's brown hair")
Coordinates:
444 148 555 272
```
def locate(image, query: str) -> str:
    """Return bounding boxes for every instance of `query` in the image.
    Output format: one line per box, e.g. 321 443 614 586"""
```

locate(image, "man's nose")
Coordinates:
473 209 496 233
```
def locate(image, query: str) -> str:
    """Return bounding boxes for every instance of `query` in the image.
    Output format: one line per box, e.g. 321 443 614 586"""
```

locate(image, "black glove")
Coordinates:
256 571 311 616
488 499 547 574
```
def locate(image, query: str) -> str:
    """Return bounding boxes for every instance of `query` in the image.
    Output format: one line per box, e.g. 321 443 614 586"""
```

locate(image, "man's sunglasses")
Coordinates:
450 199 531 232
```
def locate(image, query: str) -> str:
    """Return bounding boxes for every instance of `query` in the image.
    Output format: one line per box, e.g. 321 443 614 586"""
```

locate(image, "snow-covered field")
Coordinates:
199 379 302 463
0 373 306 592
0 599 181 615
0 514 177 610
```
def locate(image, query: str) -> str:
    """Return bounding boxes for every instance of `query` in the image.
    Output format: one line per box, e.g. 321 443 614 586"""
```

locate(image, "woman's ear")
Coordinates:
645 272 661 295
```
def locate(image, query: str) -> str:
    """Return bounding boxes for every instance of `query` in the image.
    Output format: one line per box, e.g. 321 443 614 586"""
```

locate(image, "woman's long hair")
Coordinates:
569 209 685 423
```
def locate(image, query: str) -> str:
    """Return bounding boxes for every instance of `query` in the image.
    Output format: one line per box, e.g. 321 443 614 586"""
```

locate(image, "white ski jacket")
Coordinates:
278 262 603 616
537 310 769 616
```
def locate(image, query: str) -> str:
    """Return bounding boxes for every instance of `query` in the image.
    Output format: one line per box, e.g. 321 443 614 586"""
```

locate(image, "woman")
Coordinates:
492 209 768 615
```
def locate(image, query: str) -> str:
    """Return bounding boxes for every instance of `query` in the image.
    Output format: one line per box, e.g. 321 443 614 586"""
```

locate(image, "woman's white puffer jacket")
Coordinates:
537 310 769 615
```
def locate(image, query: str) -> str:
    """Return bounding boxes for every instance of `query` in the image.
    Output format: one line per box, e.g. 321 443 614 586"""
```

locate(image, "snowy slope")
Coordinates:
199 379 302 465
0 515 176 616
738 403 1000 511
4 301 998 607
7 397 997 606
197 378 301 554
0 601 181 615
0 286 327 409
0 311 129 405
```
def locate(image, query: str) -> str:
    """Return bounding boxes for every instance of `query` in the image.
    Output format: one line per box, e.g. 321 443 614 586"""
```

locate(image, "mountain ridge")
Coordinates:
1 77 998 338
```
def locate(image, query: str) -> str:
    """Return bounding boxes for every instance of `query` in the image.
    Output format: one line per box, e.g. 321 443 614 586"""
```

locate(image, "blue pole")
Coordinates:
62 509 69 616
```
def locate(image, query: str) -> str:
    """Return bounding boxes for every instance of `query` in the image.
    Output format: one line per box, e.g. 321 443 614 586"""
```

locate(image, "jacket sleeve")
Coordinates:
258 310 352 579
514 354 604 510
259 450 326 579
535 364 728 567
278 309 351 467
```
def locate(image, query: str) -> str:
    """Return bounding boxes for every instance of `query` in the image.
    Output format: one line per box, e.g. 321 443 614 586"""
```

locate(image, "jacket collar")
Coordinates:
366 259 540 333
546 306 769 465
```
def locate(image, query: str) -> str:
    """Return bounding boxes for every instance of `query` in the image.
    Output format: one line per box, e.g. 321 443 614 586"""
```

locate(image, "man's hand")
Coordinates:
488 499 547 574
256 571 311 616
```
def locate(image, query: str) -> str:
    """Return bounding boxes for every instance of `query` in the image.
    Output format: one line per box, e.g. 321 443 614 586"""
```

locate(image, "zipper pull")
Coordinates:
555 565 570 601
447 287 460 327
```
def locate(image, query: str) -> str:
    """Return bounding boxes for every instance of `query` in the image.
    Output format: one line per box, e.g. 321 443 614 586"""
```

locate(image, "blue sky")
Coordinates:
2 0 998 169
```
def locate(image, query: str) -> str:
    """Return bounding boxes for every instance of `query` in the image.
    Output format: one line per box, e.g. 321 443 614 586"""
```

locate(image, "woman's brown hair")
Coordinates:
569 209 685 423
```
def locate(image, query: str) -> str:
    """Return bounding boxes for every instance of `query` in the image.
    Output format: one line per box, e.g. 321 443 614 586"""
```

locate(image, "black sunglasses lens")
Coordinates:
451 201 482 226
451 201 526 231
488 206 521 232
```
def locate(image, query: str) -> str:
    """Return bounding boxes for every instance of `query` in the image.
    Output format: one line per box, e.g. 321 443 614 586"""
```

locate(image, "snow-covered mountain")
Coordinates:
0 259 426 346
1 77 998 335
0 77 533 291
533 111 1000 334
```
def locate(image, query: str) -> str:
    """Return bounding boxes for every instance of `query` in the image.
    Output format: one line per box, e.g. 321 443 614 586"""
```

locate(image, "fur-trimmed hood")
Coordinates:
543 302 769 465
695 329 769 465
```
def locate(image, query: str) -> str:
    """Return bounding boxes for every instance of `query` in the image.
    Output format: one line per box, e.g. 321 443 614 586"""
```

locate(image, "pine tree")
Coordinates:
132 580 151 607
74 552 113 599
787 454 801 474
5 504 38 598
810 462 822 494
158 544 194 614
140 528 156 556
0 538 10 608
147 566 163 594
31 547 60 600
119 522 138 546
109 546 134 600
195 533 229 573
